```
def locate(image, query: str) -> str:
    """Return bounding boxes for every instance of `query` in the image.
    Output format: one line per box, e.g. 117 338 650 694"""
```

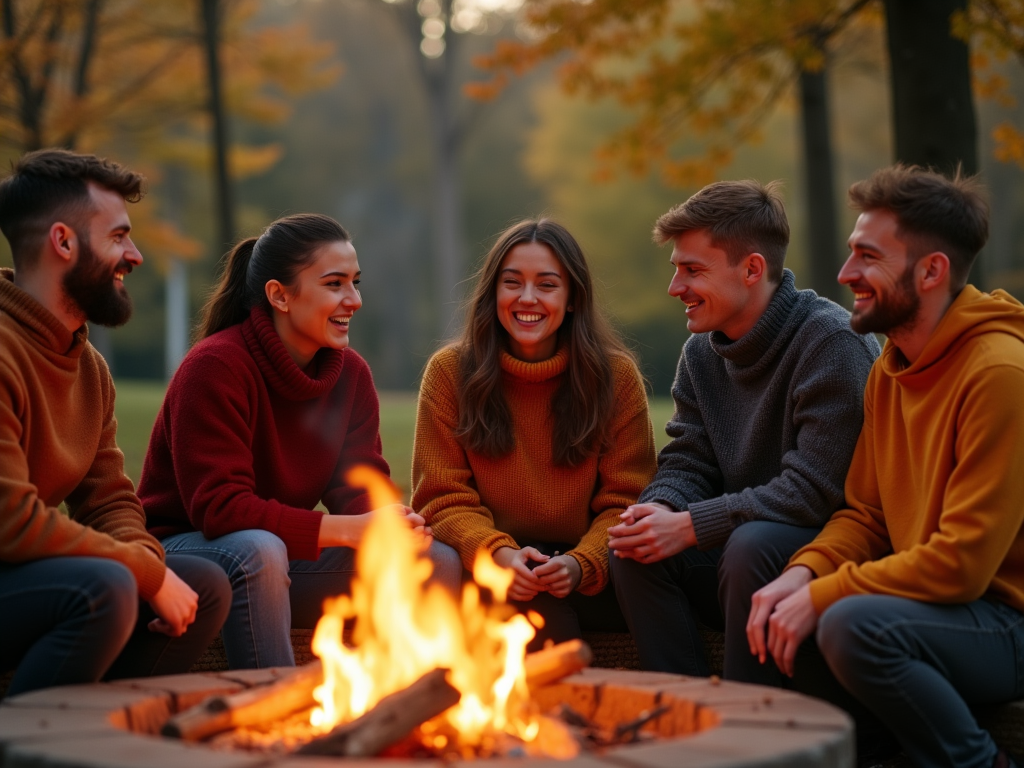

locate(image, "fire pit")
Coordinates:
0 667 854 768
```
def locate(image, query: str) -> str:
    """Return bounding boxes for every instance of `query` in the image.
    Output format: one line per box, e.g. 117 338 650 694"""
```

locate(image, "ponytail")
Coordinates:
195 238 258 340
193 213 351 342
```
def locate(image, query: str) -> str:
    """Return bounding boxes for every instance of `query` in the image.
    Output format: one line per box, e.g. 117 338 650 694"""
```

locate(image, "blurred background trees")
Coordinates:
3 0 1024 394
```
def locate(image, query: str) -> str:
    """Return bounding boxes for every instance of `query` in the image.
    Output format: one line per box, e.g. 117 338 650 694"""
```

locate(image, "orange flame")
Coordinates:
309 467 539 749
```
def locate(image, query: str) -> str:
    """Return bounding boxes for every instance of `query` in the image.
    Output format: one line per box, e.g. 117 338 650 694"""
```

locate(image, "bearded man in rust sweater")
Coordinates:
0 149 229 695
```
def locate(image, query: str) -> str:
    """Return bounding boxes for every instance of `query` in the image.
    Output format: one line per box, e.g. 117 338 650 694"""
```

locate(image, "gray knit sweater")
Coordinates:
639 270 880 550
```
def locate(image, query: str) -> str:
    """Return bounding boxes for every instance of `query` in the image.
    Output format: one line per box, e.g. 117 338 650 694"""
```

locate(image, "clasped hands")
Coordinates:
493 546 582 601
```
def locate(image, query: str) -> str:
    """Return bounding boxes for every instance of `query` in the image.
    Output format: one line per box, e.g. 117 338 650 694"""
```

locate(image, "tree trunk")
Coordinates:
883 0 981 285
199 0 236 253
798 64 842 302
884 0 977 175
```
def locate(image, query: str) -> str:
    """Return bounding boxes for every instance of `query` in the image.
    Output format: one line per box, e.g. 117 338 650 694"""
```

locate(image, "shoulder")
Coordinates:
422 345 462 389
171 326 256 394
793 293 880 362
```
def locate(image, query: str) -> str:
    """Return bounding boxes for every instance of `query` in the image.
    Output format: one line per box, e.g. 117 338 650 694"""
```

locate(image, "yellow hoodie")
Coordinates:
790 285 1024 615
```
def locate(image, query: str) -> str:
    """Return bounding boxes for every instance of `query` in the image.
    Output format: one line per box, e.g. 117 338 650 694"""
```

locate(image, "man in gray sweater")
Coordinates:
609 180 879 685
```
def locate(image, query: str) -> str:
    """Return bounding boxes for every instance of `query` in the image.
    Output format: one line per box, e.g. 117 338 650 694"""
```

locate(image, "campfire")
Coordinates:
163 467 597 759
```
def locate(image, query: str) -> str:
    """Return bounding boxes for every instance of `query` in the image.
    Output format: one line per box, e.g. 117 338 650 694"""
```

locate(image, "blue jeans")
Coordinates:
161 529 462 669
0 554 230 695
797 594 1024 768
612 520 818 680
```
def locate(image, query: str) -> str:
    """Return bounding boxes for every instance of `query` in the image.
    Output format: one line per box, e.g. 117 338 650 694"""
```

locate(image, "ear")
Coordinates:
264 279 290 312
743 253 767 285
917 251 950 293
48 222 76 264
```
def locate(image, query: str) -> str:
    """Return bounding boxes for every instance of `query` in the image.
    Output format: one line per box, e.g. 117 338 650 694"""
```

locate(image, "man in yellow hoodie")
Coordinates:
747 165 1024 768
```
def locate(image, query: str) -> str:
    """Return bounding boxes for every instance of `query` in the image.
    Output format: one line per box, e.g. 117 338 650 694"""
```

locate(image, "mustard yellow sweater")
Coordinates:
790 286 1024 615
412 345 656 594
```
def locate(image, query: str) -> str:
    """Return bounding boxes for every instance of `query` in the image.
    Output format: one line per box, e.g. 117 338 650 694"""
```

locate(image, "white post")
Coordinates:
165 257 188 378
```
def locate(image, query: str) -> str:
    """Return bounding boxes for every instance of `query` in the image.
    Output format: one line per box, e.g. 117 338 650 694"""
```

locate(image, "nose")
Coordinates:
668 270 687 298
343 285 362 311
519 283 538 305
124 237 143 266
837 254 857 286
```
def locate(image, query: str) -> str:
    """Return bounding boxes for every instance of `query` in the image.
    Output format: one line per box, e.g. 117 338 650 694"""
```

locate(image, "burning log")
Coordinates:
296 667 460 757
162 662 322 741
524 639 592 689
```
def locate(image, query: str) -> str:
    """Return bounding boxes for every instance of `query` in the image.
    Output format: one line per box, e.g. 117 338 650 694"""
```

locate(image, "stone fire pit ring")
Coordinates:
0 667 853 768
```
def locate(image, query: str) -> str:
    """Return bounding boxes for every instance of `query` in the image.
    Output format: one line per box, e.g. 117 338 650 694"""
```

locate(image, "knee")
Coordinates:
721 522 774 573
219 530 291 590
816 596 879 675
80 560 138 634
166 555 231 624
426 541 463 594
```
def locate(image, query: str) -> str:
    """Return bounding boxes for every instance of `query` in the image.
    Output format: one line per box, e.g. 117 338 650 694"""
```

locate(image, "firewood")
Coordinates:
162 661 323 741
524 639 592 689
296 667 460 757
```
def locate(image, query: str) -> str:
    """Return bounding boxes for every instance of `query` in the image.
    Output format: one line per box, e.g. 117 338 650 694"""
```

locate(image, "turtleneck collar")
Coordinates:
500 346 569 383
0 268 87 357
709 269 802 368
240 305 345 401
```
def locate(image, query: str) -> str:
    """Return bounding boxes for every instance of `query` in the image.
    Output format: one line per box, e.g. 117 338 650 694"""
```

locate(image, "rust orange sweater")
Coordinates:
0 270 165 599
790 286 1024 615
411 346 656 595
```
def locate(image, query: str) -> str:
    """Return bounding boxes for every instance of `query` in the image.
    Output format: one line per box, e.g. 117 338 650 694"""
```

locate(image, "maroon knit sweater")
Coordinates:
140 306 390 561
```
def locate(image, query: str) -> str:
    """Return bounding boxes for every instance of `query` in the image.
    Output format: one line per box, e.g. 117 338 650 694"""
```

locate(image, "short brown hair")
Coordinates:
848 164 988 291
653 179 790 282
0 149 144 268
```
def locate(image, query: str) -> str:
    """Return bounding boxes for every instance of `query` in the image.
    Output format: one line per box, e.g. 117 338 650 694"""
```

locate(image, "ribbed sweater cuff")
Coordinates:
637 484 687 512
282 508 328 562
788 551 838 580
134 551 167 601
567 550 605 596
687 496 734 550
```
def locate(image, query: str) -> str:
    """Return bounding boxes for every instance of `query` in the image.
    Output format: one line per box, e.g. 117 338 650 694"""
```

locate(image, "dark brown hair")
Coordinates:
455 219 635 467
0 148 144 268
848 164 988 291
653 179 790 282
196 213 350 339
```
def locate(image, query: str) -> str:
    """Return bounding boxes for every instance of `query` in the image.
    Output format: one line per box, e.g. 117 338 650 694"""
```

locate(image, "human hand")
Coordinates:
320 505 431 549
607 503 695 562
381 504 433 541
746 565 814 671
532 554 582 598
492 546 548 601
767 583 818 677
147 567 198 637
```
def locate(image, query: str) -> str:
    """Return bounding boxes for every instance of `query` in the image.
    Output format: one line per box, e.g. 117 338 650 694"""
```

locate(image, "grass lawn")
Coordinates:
113 380 677 496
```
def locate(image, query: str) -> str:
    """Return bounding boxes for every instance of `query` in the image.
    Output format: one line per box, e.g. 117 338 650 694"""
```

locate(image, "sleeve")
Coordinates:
321 355 393 517
165 353 325 561
0 362 167 600
803 363 1024 614
566 361 657 595
637 342 723 513
684 329 877 549
411 352 518 572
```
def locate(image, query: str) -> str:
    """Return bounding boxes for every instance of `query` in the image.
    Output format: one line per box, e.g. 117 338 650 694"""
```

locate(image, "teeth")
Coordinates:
516 313 543 322
684 301 700 308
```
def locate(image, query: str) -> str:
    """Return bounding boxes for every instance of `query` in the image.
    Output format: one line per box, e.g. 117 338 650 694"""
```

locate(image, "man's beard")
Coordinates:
62 236 134 328
849 262 920 336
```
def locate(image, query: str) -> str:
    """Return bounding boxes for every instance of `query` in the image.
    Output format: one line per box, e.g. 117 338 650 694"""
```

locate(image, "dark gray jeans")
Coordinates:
796 594 1024 768
611 520 819 682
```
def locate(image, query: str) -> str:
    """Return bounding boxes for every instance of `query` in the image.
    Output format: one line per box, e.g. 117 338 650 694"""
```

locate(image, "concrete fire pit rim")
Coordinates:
0 668 854 768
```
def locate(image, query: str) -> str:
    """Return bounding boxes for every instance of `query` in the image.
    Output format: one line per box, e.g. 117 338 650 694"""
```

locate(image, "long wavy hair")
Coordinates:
455 219 635 466
195 213 350 340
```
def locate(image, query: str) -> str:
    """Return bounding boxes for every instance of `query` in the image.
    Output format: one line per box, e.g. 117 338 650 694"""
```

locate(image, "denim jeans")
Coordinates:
611 520 819 680
794 594 1024 768
161 529 463 669
0 554 230 695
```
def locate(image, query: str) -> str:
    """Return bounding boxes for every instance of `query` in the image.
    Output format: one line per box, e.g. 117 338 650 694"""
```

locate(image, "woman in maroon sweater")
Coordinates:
138 214 460 669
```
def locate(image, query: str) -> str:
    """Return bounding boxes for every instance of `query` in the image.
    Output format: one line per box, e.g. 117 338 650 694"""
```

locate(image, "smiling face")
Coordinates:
496 241 570 362
840 209 921 336
271 240 362 367
62 183 142 327
668 229 763 340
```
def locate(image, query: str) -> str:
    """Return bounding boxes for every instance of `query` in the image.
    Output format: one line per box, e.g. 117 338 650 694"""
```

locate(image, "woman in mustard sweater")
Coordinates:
412 219 657 647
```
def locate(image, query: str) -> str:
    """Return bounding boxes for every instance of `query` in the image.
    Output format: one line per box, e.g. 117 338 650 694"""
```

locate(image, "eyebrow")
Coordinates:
500 268 563 278
848 239 880 253
320 270 360 279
